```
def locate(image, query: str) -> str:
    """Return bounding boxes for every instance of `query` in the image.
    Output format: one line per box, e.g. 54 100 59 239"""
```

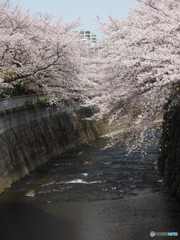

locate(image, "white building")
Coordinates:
79 31 97 46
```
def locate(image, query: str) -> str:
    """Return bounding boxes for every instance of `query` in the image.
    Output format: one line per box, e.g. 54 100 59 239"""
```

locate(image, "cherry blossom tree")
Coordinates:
0 0 88 99
0 0 179 152
87 0 180 152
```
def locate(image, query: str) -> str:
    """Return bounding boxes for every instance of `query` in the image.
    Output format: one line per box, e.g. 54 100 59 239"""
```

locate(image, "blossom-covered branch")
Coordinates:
0 0 87 98
87 0 180 151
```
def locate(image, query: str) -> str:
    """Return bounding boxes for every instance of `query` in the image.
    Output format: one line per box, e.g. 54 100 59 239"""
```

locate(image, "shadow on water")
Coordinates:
0 137 180 240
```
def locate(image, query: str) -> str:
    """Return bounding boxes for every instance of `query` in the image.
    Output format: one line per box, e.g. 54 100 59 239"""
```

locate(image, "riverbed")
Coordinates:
0 137 180 240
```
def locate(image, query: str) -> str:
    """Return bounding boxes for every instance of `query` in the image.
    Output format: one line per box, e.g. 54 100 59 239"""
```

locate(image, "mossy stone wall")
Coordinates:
158 101 180 197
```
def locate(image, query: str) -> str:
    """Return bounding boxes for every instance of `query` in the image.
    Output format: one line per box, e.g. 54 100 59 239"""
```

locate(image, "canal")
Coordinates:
0 136 180 240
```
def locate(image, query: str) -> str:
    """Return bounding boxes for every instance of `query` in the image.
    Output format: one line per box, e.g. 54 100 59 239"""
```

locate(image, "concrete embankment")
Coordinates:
0 103 103 191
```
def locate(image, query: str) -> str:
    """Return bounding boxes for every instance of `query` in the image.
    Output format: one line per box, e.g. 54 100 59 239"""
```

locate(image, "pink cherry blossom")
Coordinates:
0 0 87 99
86 0 180 152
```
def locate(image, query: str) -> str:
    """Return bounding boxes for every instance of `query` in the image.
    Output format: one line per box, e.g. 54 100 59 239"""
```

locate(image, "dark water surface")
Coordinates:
0 137 180 240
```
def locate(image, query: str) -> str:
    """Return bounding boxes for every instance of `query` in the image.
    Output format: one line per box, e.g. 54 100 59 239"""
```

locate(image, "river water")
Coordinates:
0 137 180 240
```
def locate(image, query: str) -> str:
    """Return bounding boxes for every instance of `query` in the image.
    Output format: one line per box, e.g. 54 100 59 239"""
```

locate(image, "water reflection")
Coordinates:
0 137 180 240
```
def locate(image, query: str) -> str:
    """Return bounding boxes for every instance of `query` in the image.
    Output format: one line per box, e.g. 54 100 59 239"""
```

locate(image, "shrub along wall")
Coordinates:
0 103 103 191
158 100 180 197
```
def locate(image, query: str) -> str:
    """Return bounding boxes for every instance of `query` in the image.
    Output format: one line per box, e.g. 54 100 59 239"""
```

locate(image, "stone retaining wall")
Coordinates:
0 103 103 190
158 100 180 197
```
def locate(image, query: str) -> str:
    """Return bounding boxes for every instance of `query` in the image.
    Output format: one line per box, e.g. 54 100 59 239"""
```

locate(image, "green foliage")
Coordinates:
0 87 16 98
0 184 11 194
37 98 49 104
0 85 27 98
23 100 35 107
13 84 27 96
0 189 5 194
2 72 16 81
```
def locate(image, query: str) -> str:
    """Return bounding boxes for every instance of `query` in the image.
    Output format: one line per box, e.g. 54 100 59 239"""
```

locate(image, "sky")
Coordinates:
5 0 137 40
